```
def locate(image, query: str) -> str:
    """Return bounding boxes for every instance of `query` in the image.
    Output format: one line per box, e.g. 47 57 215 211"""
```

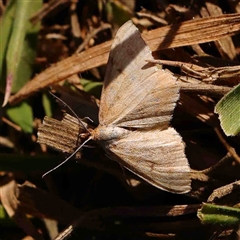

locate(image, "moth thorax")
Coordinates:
92 125 130 141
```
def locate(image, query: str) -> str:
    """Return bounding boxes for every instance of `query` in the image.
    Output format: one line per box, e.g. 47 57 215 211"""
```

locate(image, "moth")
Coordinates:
39 20 191 194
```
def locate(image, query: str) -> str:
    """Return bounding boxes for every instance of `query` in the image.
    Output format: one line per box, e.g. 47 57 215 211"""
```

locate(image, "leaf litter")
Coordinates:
1 1 240 239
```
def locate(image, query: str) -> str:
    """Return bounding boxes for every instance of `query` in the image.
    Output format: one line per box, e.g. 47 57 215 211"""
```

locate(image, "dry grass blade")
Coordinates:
179 82 232 97
143 13 240 51
37 114 89 154
9 13 240 105
75 22 111 53
149 59 240 82
30 0 71 24
207 180 240 204
201 2 236 60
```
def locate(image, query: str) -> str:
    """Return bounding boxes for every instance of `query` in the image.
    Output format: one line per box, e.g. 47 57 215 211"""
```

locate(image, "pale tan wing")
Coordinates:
99 20 179 129
105 128 191 193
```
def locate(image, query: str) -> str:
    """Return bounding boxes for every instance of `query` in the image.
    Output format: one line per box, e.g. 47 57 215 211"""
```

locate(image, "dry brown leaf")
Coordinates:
0 178 44 240
16 181 82 224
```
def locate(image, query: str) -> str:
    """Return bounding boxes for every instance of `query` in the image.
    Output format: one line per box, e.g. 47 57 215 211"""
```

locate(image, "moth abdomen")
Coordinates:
92 125 130 141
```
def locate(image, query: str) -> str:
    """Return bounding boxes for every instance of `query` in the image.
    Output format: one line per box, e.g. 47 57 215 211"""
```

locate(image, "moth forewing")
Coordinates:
99 21 179 129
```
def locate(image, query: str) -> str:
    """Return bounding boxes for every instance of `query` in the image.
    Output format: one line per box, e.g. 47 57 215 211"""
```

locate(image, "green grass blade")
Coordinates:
42 93 53 117
0 0 16 91
3 0 42 106
81 78 103 98
197 203 240 225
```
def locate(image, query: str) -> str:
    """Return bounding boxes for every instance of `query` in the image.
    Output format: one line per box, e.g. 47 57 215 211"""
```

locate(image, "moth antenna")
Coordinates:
84 144 95 148
48 90 91 134
82 116 94 123
42 137 93 178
